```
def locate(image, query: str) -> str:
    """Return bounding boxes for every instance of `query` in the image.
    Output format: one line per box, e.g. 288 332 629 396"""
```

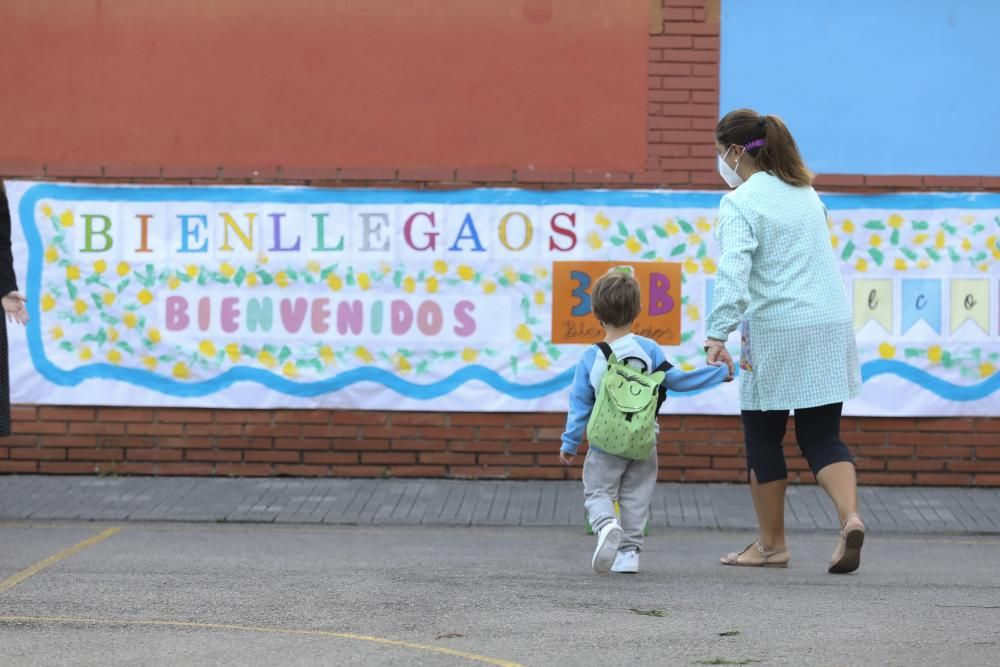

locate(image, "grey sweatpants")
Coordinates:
582 446 658 552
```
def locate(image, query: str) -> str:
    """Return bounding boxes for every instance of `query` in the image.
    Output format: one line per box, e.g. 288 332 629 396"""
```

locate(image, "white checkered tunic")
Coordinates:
705 172 862 411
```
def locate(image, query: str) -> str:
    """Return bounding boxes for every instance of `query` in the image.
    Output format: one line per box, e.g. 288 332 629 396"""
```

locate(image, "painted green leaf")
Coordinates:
864 220 885 230
636 229 649 245
59 341 73 352
971 223 985 234
670 244 687 257
678 219 694 234
911 220 929 230
96 328 107 345
653 226 667 238
697 242 707 259
948 248 960 263
259 271 274 285
942 222 957 234
901 247 918 261
890 229 900 246
66 281 78 301
278 346 292 362
681 331 694 343
973 251 988 263
642 250 657 260
868 248 884 265
925 247 941 261
610 237 625 246
617 221 629 237
841 240 855 260
91 294 103 310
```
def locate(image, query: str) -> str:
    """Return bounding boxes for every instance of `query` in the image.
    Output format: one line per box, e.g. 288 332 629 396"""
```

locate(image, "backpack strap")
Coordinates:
653 359 674 413
596 342 614 361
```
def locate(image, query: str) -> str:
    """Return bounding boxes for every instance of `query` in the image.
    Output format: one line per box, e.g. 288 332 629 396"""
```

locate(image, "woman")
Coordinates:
1 184 30 437
704 109 865 574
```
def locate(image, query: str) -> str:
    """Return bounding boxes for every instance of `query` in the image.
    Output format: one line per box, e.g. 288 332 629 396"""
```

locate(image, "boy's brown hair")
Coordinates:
592 269 641 328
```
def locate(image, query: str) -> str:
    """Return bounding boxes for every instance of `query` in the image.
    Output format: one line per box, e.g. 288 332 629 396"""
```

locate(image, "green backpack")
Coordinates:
585 342 671 460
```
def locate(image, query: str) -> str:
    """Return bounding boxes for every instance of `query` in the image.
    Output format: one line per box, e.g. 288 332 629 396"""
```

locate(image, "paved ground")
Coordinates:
1 476 999 534
1 521 998 666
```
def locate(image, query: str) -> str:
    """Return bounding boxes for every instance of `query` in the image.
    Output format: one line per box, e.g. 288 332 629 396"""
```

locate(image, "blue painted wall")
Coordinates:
720 0 1000 176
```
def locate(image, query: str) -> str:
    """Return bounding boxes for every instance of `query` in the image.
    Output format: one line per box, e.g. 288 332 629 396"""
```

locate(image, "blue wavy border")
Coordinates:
15 182 1000 402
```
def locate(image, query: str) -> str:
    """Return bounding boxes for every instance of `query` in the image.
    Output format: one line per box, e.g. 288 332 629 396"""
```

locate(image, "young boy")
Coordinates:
560 269 730 574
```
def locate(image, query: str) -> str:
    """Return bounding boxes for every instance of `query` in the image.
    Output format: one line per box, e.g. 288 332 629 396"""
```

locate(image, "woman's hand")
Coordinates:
704 339 734 379
2 291 29 325
559 451 575 466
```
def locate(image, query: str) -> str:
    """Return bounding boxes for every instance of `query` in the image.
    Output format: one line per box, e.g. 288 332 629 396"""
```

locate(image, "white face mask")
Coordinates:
717 146 743 189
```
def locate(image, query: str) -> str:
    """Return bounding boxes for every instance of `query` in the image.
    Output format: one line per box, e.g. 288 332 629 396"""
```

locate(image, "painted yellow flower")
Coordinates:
51 325 64 340
894 258 908 271
534 290 546 305
981 362 997 378
102 291 116 306
625 236 642 254
79 346 93 361
680 361 695 372
148 327 162 344
106 349 122 365
199 340 217 358
534 267 549 279
220 262 236 279
961 237 972 252
355 347 374 364
688 234 702 246
59 210 74 227
961 214 976 226
319 345 335 365
927 345 942 364
462 348 478 363
917 259 930 270
595 212 612 228
934 230 946 250
172 362 189 379
457 265 475 281
878 342 896 359
226 343 241 363
912 233 928 245
258 350 278 369
73 298 87 315
138 289 154 306
246 273 259 287
306 261 322 274
841 219 855 233
686 304 700 322
402 276 415 293
41 293 56 312
482 280 497 294
66 265 81 281
93 259 107 274
664 220 680 236
854 258 868 272
41 205 53 218
433 259 448 274
168 274 181 290
533 352 550 369
394 354 412 373
989 235 1000 259
282 361 298 378
123 312 138 329
275 271 290 288
186 264 199 278
379 262 393 275
870 234 882 248
357 272 371 290
683 257 699 274
696 217 712 233
257 252 270 265
830 235 840 249
587 232 603 250
503 267 518 284
44 246 59 264
425 276 439 294
702 257 717 274
143 356 157 371
516 323 533 343
979 262 990 273
117 261 130 277
107 326 119 342
887 214 904 229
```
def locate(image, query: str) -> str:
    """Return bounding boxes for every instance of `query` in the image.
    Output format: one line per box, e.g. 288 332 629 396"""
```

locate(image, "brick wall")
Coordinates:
1 0 997 484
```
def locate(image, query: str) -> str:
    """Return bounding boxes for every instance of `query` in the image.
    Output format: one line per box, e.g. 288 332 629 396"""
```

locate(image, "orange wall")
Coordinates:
0 0 648 173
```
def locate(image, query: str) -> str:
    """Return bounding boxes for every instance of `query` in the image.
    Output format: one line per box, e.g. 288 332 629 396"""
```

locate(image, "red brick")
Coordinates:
863 175 924 188
479 454 534 466
887 432 943 446
13 421 67 435
917 419 976 432
948 461 1000 473
330 465 385 477
978 420 1000 432
112 462 157 475
509 440 554 453
693 36 720 49
649 62 693 76
126 448 183 462
10 406 37 420
660 77 718 91
245 425 302 438
842 432 888 446
887 459 945 472
38 407 96 421
156 463 215 476
477 427 531 441
387 465 448 477
921 176 982 188
448 466 506 479
692 63 717 77
36 462 89 474
507 414 566 427
331 438 391 451
397 167 457 182
360 426 422 440
683 416 741 430
303 452 359 464
157 409 214 424
663 7 695 21
813 174 866 188
661 455 712 468
217 437 272 450
34 435 98 448
332 412 388 426
245 450 300 463
161 164 221 179
159 437 215 449
946 433 1000 446
217 463 273 477
657 469 684 482
274 437 329 451
187 424 243 437
216 410 271 424
337 167 397 181
455 167 516 183
69 422 126 436
684 469 743 482
856 446 914 458
418 427 476 441
274 410 330 425
853 457 886 471
448 440 506 453
128 423 183 436
711 456 747 470
97 408 155 422
516 169 574 184
976 447 1000 459
650 35 694 49
650 90 692 103
973 474 1000 487
662 49 718 63
274 464 331 477
508 467 565 480
67 448 124 461
103 163 163 179
649 143 691 157
186 450 242 463
916 446 972 459
663 21 720 35
681 444 742 456
389 439 447 451
860 418 918 431
391 413 448 427
858 472 912 485
573 170 633 185
303 425 359 438
9 447 66 460
361 452 417 465
419 452 476 465
915 473 972 486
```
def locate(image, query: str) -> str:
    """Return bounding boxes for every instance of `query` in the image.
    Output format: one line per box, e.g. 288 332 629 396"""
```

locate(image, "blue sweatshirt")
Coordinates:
560 334 729 455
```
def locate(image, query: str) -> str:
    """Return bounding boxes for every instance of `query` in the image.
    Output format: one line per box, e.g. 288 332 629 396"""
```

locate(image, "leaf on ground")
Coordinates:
718 630 741 637
435 633 465 639
694 659 759 666
629 608 668 617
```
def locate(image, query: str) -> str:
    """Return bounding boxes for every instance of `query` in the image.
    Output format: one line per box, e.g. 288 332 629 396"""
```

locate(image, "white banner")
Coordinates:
6 181 999 415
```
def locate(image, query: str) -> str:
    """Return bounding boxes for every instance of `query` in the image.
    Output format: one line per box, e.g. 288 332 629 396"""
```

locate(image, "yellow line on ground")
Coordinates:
0 615 524 667
0 527 121 594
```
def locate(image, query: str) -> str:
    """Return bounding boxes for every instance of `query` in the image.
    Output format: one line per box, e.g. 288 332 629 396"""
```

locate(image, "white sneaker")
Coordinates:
592 522 624 573
611 549 639 574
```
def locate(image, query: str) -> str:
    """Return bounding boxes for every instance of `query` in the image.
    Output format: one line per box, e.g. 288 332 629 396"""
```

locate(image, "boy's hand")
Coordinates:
559 451 575 466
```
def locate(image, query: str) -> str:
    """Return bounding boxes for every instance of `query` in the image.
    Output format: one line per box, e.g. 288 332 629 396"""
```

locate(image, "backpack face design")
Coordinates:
585 344 670 461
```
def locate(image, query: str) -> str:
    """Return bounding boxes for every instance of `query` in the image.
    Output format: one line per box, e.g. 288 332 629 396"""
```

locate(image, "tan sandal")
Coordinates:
720 540 790 568
829 512 865 574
